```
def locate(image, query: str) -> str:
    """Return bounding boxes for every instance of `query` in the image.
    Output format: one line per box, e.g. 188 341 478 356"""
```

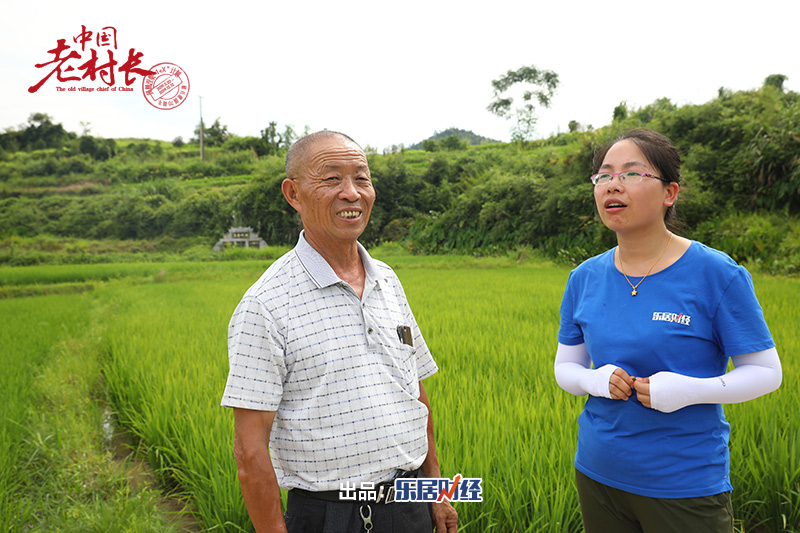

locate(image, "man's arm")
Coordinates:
233 408 287 533
418 381 458 533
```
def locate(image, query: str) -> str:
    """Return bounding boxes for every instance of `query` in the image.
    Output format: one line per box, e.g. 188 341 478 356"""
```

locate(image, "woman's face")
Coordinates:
593 139 678 235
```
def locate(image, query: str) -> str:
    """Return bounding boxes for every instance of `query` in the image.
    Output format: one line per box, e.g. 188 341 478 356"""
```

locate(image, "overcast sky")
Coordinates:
2 0 798 151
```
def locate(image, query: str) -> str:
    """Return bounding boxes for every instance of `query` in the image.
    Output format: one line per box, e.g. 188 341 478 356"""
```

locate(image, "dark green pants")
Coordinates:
576 469 733 533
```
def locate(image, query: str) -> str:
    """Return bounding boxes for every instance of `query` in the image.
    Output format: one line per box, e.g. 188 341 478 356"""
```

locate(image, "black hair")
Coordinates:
592 128 683 232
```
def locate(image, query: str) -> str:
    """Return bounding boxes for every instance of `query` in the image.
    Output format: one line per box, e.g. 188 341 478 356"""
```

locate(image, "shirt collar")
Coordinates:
295 231 385 289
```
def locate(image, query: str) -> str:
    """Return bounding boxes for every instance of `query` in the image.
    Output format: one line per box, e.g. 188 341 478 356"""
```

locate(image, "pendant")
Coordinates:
631 289 638 296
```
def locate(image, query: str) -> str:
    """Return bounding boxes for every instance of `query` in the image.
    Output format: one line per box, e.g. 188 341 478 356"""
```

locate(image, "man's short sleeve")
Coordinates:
391 272 438 381
409 305 438 381
221 294 286 410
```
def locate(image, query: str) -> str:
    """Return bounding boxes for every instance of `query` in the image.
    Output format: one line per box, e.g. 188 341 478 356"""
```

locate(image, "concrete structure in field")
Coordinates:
214 226 267 252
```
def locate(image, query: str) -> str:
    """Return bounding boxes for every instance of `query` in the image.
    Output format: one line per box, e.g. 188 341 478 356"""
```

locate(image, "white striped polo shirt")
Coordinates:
221 232 438 491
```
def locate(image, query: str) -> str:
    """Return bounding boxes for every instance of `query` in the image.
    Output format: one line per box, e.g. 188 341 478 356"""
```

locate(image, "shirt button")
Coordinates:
367 328 374 334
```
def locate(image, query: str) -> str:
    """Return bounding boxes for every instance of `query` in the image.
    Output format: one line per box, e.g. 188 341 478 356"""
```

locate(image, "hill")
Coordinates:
2 77 800 273
407 127 499 150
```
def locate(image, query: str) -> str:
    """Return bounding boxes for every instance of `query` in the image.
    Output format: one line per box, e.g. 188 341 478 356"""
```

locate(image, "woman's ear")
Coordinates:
664 182 679 207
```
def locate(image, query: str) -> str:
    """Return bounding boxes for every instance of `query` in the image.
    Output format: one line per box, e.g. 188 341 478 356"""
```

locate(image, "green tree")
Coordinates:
1 113 75 151
764 74 788 91
260 122 282 156
439 134 466 151
235 174 300 244
613 102 628 122
487 64 559 142
192 117 230 147
422 138 439 152
282 124 297 150
79 135 116 160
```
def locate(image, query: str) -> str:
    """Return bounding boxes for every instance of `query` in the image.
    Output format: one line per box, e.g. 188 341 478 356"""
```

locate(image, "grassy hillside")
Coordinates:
2 79 800 273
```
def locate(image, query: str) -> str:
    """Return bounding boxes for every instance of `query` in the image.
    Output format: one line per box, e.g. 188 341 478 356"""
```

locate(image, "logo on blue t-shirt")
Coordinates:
652 311 691 326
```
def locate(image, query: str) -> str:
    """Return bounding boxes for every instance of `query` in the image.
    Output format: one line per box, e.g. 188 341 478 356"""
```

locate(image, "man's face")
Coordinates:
285 137 375 248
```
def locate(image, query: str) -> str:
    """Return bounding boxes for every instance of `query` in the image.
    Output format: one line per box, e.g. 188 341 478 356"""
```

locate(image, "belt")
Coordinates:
291 468 421 505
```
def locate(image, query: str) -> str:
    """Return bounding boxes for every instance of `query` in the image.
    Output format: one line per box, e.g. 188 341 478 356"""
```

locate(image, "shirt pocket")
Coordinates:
394 342 419 397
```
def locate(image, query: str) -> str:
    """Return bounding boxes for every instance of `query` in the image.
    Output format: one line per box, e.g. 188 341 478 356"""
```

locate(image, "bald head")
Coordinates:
285 130 363 181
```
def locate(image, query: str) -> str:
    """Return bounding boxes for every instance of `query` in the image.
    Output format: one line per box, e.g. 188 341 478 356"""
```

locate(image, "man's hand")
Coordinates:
432 500 458 532
418 382 459 532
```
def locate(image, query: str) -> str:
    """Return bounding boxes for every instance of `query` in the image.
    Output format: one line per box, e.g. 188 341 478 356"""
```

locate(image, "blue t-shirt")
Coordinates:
558 241 774 498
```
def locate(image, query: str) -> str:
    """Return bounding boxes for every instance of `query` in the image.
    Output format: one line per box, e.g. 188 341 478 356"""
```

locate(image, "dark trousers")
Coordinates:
285 489 433 533
576 469 733 533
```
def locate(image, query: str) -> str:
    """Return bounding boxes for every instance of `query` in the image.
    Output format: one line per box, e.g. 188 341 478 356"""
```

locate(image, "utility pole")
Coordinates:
199 96 205 162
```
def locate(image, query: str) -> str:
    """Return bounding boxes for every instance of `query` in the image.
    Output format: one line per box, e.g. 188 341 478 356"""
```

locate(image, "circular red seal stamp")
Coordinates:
142 62 190 110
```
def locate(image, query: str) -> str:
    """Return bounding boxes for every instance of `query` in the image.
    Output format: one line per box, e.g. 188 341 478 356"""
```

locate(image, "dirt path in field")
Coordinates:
105 411 204 532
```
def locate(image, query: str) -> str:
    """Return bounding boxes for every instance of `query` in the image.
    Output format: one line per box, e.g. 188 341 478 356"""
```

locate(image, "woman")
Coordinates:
554 128 782 532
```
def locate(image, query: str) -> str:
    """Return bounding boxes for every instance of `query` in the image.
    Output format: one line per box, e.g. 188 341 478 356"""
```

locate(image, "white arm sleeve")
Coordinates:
649 347 782 413
554 342 617 399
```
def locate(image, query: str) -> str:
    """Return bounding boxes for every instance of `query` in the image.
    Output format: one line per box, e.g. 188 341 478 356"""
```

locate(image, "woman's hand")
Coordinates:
609 368 636 401
633 377 651 407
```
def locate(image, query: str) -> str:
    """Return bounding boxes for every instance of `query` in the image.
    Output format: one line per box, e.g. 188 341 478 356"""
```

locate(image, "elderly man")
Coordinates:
221 131 458 532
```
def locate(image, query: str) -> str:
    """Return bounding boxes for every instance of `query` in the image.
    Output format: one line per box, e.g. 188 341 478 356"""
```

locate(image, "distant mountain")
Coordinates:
408 127 500 150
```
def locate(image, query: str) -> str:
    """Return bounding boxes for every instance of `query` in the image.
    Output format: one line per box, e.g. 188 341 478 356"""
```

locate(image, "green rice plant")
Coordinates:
0 260 273 288
96 260 799 532
400 265 584 531
102 278 256 529
0 294 92 531
726 275 800 532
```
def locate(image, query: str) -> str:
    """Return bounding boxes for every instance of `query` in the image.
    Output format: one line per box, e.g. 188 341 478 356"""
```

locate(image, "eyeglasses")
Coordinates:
589 171 669 186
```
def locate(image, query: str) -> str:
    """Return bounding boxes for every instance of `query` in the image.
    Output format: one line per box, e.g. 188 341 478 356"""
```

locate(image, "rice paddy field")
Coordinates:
1 255 798 532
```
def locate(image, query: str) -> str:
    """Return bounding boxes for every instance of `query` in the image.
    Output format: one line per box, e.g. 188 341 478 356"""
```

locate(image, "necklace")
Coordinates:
617 232 673 296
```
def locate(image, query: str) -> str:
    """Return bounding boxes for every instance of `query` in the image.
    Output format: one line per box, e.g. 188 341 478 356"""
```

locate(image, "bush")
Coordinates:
691 213 800 274
214 151 255 175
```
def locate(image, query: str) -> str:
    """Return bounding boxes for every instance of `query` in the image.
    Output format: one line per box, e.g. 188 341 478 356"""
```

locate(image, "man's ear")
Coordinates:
282 178 302 213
